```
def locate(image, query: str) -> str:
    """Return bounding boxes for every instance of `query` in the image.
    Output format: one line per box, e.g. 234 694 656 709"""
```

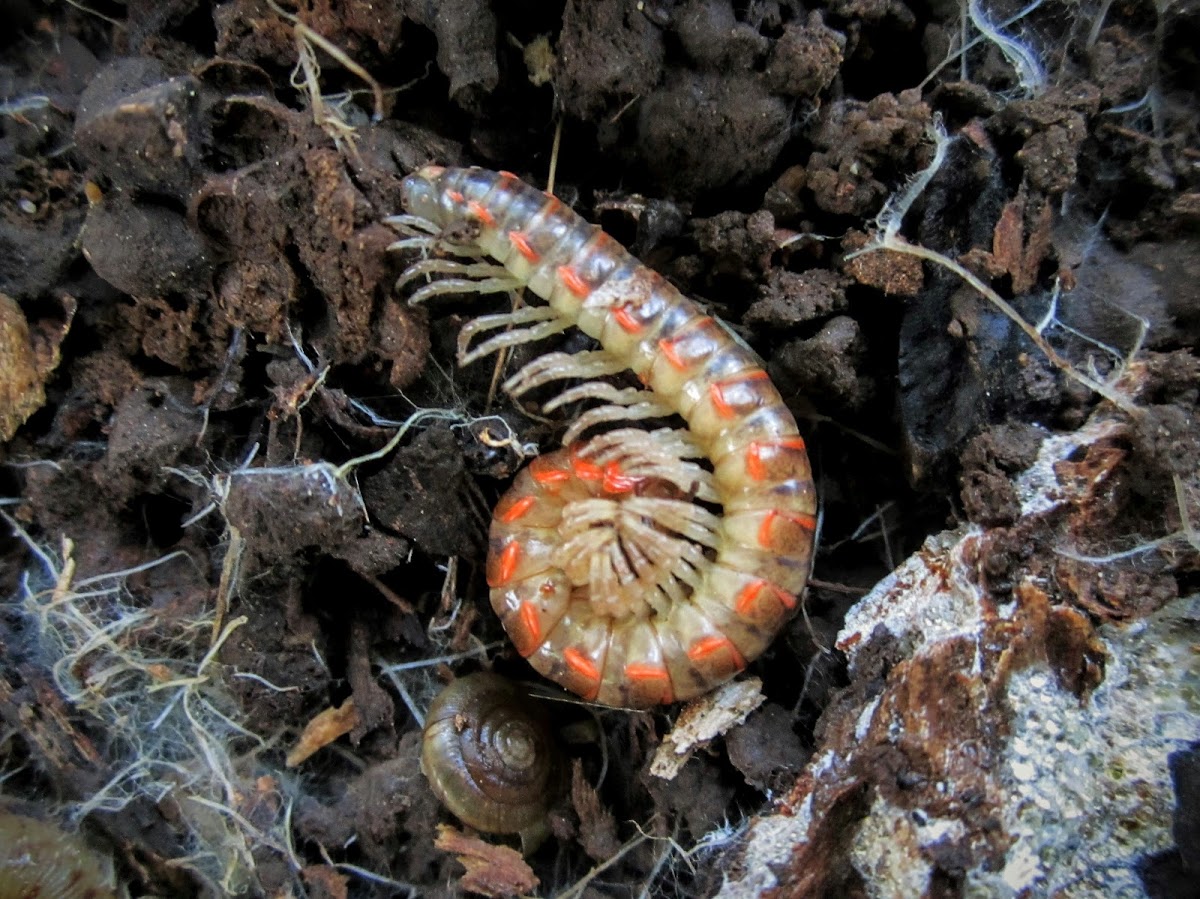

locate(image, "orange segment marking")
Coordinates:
709 382 736 418
492 541 522 587
563 647 600 683
746 444 767 481
735 580 763 615
570 453 603 481
558 265 591 298
602 461 641 494
518 601 542 653
508 230 539 262
757 509 818 548
745 437 808 481
466 200 495 227
735 579 797 615
531 464 570 488
658 316 711 370
498 494 536 523
658 336 687 370
613 303 643 333
446 189 465 203
625 662 669 682
625 662 674 702
712 371 771 415
687 635 746 669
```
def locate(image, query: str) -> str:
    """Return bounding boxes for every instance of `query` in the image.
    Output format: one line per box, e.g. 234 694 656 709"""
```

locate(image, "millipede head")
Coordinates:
399 166 447 223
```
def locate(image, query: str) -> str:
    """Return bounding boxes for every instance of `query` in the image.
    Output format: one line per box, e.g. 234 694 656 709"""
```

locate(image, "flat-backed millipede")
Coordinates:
388 166 816 708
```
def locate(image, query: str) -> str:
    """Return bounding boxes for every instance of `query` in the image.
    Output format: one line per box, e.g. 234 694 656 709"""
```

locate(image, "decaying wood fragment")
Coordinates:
286 698 360 767
650 677 765 779
434 824 539 898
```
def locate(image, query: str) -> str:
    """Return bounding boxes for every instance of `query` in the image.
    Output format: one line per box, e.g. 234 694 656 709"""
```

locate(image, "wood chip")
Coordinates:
286 698 360 767
434 824 539 898
0 292 44 442
0 291 74 442
991 195 1025 282
650 677 766 780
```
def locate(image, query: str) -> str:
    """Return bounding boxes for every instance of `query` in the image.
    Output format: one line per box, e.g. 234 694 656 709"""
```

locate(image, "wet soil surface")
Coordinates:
0 1 1197 897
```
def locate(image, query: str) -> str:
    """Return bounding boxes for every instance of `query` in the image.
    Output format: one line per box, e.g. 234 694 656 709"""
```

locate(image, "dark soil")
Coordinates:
0 0 1196 897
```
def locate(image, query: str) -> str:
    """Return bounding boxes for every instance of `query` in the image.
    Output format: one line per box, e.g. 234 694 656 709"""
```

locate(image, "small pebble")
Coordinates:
18 198 37 214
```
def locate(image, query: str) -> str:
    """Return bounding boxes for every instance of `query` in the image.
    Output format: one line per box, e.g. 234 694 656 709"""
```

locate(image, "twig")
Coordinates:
266 0 385 121
63 0 125 29
555 831 650 899
847 120 1144 418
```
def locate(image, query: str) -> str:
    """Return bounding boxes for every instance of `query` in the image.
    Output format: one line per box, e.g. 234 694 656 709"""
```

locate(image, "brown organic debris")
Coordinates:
0 292 42 442
650 677 765 779
300 865 350 899
570 759 620 862
0 292 73 442
841 230 924 296
286 698 361 767
434 824 539 898
961 189 1054 295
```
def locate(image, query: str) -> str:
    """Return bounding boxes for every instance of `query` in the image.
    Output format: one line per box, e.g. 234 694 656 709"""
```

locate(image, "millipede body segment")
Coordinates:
392 166 816 708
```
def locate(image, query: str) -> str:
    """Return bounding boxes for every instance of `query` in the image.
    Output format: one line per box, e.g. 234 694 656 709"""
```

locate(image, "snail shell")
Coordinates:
421 672 564 846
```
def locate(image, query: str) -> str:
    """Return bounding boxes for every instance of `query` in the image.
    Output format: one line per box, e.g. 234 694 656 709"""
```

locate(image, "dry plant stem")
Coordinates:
266 0 386 121
918 0 1044 91
475 114 568 410
333 407 462 476
376 642 504 676
485 114 564 411
807 577 869 596
806 411 896 455
186 793 299 872
64 0 125 28
850 118 1142 417
635 820 685 899
866 238 1143 417
546 117 564 197
380 665 426 727
317 843 419 895
1055 474 1199 561
2 515 285 891
483 293 524 413
877 502 895 571
629 817 744 899
555 831 650 899
212 527 244 647
364 573 416 614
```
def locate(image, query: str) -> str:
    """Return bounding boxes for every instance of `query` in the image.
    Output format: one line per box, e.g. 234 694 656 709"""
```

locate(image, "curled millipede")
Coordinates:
389 167 816 708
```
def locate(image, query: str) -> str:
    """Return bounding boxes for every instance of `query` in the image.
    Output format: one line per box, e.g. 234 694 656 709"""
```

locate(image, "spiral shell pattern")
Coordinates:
420 672 564 837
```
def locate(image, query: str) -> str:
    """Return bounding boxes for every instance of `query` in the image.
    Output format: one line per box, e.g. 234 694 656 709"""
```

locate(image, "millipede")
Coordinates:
388 166 816 709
